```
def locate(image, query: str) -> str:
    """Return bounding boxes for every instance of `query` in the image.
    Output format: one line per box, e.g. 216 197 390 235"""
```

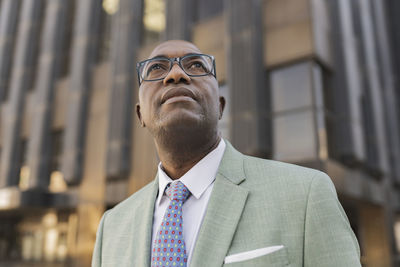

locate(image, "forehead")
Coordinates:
148 41 202 59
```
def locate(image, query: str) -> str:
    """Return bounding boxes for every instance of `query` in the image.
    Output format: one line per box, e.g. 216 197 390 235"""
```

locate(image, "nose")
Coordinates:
163 63 191 85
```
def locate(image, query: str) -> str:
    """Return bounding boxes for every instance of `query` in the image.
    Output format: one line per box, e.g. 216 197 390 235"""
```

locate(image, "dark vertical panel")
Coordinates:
61 0 102 185
348 0 378 173
0 0 20 101
165 0 194 40
324 0 351 162
0 0 43 188
224 0 269 156
371 1 400 263
106 0 142 180
26 0 68 189
326 0 366 165
385 0 400 125
358 0 389 176
375 0 400 185
58 1 75 79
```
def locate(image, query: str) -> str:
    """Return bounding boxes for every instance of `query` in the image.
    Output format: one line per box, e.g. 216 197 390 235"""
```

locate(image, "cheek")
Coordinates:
202 88 220 115
139 86 160 119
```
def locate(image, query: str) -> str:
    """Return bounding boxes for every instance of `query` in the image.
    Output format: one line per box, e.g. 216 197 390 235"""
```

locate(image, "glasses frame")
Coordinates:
136 53 217 86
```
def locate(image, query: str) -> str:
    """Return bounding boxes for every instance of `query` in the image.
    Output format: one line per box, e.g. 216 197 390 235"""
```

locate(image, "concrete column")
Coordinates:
165 0 194 40
224 0 269 156
106 0 142 180
0 0 43 188
25 0 68 189
61 0 102 185
0 0 20 101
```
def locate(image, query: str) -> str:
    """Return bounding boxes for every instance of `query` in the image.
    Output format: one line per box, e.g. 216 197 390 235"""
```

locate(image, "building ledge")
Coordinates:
0 187 78 211
294 158 389 205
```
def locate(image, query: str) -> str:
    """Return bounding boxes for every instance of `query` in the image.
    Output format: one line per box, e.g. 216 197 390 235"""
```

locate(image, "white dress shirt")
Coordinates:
152 139 226 265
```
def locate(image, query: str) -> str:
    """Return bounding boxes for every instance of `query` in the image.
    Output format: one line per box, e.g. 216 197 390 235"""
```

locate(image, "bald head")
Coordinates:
135 39 225 149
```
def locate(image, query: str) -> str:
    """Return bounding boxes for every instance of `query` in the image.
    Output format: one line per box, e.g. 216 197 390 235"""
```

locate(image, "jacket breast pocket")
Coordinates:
223 246 290 267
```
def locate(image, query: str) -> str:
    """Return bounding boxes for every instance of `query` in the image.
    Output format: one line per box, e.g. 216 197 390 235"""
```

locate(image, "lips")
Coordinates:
161 87 197 104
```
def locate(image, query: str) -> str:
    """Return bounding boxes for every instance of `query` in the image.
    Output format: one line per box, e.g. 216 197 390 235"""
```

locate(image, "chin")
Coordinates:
162 108 205 126
164 115 205 132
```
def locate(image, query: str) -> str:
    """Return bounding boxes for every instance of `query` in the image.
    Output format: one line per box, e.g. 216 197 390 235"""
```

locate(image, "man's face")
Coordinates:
136 40 225 138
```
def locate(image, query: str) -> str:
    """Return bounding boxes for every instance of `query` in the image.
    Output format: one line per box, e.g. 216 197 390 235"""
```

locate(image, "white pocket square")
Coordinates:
224 245 285 264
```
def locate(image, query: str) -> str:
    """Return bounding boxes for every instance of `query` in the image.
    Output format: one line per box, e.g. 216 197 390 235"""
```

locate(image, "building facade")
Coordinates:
0 0 399 266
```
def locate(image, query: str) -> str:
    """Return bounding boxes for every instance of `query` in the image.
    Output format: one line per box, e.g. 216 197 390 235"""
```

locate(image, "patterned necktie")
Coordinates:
151 181 191 267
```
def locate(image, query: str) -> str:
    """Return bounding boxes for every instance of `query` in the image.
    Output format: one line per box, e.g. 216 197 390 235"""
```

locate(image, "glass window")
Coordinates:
18 139 28 190
270 62 313 113
142 0 165 45
0 210 77 263
57 0 75 78
49 130 63 173
0 216 20 261
95 0 114 63
273 110 317 161
49 130 67 192
361 93 381 178
27 0 47 92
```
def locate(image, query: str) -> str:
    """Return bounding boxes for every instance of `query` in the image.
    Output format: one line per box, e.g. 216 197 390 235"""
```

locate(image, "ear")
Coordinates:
136 103 145 127
218 96 226 119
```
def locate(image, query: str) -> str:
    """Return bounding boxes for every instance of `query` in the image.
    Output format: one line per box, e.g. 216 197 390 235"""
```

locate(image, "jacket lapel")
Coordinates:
130 177 159 266
190 141 249 267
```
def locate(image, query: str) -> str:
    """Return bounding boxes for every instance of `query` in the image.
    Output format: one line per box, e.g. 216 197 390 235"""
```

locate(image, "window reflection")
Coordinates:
273 110 317 161
143 0 165 45
18 139 28 190
49 130 67 192
44 228 58 261
32 231 44 261
21 232 34 261
19 166 30 190
1 211 76 263
58 0 75 78
270 61 323 162
271 62 313 113
103 0 119 15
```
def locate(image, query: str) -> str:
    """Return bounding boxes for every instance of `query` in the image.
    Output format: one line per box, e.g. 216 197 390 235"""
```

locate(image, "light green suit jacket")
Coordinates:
92 141 361 266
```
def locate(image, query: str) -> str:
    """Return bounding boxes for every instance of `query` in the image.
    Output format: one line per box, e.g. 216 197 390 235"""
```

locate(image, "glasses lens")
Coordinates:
140 58 171 80
182 55 213 76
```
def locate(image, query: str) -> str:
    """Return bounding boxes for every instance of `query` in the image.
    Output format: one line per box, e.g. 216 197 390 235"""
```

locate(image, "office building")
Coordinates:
0 0 399 266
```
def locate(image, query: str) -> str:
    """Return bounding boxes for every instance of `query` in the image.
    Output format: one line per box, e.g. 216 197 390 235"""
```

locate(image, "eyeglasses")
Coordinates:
136 53 216 85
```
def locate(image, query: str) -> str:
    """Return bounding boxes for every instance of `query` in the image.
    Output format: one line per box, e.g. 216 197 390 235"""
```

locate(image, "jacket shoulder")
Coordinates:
243 155 327 184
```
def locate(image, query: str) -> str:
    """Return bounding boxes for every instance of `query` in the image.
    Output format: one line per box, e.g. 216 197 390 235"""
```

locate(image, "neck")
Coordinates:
155 134 221 180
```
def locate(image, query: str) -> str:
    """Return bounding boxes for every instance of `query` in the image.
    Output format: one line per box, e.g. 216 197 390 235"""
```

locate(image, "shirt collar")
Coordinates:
156 139 226 206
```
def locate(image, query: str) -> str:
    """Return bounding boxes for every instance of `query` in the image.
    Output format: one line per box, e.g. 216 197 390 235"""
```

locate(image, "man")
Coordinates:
92 40 361 266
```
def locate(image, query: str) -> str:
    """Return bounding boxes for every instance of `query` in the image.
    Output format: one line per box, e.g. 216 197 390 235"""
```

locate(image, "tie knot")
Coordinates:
166 181 190 202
